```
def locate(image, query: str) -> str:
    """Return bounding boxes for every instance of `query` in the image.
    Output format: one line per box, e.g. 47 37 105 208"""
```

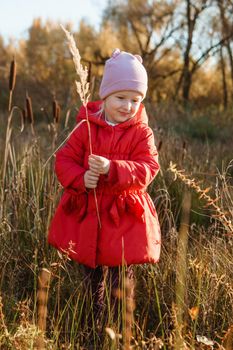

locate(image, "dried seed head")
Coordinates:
26 93 34 124
157 140 163 151
56 104 61 123
87 61 92 83
124 276 135 349
52 98 61 123
52 99 57 120
37 268 51 332
61 25 90 105
22 108 27 124
9 57 16 91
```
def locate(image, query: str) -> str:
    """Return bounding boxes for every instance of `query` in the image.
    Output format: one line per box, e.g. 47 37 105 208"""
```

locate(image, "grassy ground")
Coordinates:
0 104 233 349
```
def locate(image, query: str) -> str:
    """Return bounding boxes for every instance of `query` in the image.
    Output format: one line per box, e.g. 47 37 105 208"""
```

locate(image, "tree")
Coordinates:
22 18 77 109
175 0 233 105
217 0 233 105
0 36 17 110
103 0 183 100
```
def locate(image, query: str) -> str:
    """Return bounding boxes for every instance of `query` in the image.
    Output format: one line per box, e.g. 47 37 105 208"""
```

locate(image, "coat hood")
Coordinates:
76 100 148 128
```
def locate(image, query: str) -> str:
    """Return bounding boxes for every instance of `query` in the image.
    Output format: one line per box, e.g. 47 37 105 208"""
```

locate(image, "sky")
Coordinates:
0 0 108 43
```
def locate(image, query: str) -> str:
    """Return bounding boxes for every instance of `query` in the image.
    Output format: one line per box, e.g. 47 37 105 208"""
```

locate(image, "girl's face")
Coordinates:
104 90 143 124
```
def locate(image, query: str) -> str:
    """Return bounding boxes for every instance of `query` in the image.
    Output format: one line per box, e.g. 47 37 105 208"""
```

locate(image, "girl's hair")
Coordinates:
93 101 104 118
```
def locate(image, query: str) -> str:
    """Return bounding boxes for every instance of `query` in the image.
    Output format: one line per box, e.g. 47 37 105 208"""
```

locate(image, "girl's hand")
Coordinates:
84 170 100 189
88 154 110 175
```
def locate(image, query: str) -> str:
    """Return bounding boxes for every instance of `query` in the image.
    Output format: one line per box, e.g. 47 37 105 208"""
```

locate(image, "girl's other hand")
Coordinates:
88 154 110 175
84 170 100 189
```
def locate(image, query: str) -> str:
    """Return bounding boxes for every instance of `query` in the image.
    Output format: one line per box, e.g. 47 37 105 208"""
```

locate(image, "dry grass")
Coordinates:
2 114 233 349
0 104 232 348
0 53 233 349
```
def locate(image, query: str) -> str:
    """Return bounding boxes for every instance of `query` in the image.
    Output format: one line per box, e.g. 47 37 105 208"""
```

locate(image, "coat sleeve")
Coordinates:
55 122 87 193
106 126 159 191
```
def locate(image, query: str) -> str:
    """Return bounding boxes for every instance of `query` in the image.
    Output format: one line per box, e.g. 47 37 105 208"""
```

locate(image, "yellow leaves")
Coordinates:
188 306 199 321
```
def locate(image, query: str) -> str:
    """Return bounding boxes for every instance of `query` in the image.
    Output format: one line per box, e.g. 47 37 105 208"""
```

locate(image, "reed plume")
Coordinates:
60 25 93 150
44 26 101 225
60 25 90 107
60 25 101 227
44 27 92 158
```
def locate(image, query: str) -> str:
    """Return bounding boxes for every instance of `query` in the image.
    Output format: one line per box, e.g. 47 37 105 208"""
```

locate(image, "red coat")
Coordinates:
48 101 161 268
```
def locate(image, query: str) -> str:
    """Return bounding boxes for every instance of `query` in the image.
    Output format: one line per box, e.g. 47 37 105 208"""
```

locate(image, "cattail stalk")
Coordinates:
8 57 16 112
123 277 135 350
89 76 96 102
174 190 191 350
35 268 51 349
37 268 51 331
26 93 35 135
87 60 92 83
51 98 60 149
52 98 61 124
22 108 27 126
26 93 34 123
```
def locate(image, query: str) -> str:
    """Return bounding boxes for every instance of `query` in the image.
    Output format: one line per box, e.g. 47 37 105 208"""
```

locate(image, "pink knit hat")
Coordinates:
99 49 148 100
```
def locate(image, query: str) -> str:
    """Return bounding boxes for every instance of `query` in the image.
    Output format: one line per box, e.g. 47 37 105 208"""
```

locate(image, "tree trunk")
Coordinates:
220 46 228 109
226 42 233 101
217 0 233 102
181 0 193 105
182 69 192 104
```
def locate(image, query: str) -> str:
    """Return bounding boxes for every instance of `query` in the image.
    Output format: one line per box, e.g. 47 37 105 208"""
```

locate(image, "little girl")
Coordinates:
48 48 161 344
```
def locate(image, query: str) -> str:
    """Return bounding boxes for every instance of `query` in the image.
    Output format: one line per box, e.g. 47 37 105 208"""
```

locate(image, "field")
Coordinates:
1 0 233 347
0 97 233 350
